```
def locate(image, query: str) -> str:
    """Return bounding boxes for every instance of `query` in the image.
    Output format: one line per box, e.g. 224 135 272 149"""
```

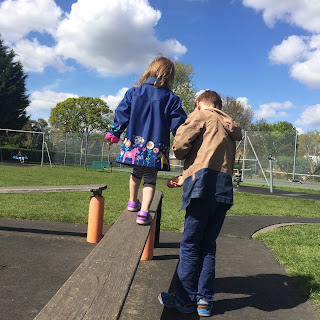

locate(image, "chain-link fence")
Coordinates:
1 129 320 188
236 131 320 188
45 131 184 174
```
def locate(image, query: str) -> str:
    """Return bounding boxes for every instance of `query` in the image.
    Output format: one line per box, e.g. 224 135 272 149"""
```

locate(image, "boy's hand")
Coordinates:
167 175 184 188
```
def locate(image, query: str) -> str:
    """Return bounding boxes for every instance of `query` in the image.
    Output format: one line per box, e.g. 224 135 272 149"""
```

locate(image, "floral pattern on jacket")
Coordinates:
107 77 187 171
116 137 170 170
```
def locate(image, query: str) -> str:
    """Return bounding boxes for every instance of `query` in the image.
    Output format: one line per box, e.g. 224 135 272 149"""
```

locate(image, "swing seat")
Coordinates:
13 155 28 160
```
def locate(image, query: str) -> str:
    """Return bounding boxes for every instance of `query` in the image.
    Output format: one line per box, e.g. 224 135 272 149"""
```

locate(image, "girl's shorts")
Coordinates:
131 166 158 186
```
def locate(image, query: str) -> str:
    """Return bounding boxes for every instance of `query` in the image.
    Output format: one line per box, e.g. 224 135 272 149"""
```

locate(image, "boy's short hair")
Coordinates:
197 90 222 110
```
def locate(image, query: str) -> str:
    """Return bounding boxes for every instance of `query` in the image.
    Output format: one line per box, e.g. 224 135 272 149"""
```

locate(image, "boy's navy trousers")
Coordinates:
176 198 230 303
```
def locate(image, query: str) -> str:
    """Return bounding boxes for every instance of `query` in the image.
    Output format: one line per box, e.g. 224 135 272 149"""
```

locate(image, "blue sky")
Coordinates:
1 0 319 133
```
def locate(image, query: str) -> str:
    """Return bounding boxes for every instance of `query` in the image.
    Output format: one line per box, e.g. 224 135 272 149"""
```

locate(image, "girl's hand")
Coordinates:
106 140 114 146
167 175 184 188
104 132 119 145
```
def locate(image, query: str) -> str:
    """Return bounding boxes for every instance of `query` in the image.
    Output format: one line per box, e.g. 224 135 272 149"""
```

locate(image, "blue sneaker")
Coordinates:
158 292 195 313
197 299 213 317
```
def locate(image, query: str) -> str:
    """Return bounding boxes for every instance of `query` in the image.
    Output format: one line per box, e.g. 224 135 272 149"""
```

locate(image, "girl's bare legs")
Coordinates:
129 175 141 202
141 184 155 212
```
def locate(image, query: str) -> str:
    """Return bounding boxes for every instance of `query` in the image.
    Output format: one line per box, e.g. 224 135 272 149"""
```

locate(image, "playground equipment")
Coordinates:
0 128 52 167
34 189 163 320
236 131 269 186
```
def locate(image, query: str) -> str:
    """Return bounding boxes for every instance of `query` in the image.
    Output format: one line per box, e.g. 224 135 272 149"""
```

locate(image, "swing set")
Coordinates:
0 128 52 167
235 131 269 186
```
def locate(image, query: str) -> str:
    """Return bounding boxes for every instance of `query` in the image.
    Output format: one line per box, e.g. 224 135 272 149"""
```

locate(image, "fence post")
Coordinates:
154 193 163 247
268 153 274 193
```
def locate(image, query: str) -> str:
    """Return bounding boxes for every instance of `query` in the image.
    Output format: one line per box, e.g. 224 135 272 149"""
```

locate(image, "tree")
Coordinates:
270 121 296 131
0 36 29 129
222 96 254 130
172 62 196 114
4 118 49 149
250 119 272 131
298 130 320 174
49 97 113 134
249 119 296 161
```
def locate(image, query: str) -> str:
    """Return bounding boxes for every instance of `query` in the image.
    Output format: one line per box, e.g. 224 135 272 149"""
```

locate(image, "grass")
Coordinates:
0 164 319 230
255 225 320 310
1 164 320 229
1 163 320 310
0 165 186 230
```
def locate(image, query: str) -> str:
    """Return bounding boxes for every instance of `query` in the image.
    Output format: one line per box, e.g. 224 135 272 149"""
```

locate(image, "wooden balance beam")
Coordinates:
34 189 163 320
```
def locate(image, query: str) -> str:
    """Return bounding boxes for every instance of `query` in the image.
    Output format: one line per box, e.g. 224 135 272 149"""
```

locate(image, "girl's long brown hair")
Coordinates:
136 56 175 89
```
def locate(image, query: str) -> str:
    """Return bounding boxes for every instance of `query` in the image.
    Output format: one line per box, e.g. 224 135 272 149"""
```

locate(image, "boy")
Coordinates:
158 90 242 316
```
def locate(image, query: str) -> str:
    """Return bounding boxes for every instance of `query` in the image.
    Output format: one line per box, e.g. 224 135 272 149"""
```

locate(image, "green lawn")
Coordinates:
1 164 319 230
1 164 319 310
255 225 320 310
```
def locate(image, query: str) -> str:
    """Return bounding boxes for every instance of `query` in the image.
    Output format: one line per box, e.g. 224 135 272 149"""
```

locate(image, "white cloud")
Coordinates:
242 0 320 32
195 89 206 98
296 127 304 135
27 90 78 120
54 0 187 75
14 38 68 73
0 0 62 42
255 101 294 119
0 0 187 75
243 1 320 89
296 104 320 129
269 35 308 65
291 50 320 88
236 97 252 110
100 87 129 111
269 35 320 88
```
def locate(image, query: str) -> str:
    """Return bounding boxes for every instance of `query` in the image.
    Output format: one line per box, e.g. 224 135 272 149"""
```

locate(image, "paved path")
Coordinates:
1 186 320 319
234 184 320 201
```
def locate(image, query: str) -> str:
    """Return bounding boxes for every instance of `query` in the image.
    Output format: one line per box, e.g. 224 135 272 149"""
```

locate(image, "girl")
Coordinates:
105 56 186 225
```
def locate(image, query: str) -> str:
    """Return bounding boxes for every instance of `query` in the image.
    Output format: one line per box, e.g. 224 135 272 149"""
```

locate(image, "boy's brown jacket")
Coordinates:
173 108 242 181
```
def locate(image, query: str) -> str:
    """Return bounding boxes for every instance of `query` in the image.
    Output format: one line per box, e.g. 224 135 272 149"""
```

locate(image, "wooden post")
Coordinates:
87 196 104 243
140 213 157 261
154 194 163 247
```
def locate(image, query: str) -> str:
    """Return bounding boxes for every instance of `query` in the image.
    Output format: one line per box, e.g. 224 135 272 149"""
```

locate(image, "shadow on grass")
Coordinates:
214 274 312 315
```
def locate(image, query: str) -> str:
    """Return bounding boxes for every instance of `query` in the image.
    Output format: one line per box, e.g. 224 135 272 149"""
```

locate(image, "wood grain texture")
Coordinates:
35 190 163 320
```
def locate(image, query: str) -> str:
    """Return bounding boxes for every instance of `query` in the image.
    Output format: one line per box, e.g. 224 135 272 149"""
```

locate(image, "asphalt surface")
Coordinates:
1 186 320 319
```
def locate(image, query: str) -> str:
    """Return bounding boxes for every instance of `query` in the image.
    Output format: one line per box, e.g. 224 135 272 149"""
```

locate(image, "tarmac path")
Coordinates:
1 186 320 319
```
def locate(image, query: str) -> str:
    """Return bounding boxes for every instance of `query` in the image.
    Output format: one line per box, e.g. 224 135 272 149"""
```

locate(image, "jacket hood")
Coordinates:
211 108 242 141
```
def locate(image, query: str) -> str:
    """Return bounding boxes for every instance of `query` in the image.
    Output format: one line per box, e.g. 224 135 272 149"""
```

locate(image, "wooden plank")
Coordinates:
0 184 107 194
35 190 163 320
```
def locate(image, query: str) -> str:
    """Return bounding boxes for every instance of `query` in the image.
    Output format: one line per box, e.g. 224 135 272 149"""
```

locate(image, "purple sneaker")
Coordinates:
127 199 141 212
136 211 152 225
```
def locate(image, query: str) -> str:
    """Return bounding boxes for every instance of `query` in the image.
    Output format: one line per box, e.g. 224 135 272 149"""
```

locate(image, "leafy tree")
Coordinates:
0 36 29 129
248 120 296 162
22 119 49 149
250 119 272 131
49 97 113 134
4 118 49 149
22 118 49 133
270 121 296 131
298 130 320 174
172 62 196 114
222 96 254 130
251 120 296 133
